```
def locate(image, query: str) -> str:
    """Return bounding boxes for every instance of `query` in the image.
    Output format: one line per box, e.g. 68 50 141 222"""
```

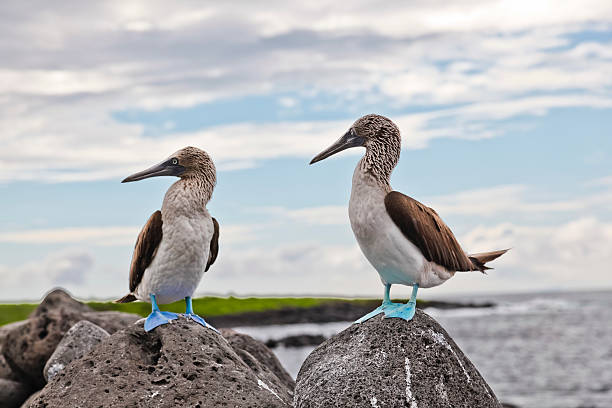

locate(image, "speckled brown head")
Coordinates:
122 146 216 186
310 114 401 181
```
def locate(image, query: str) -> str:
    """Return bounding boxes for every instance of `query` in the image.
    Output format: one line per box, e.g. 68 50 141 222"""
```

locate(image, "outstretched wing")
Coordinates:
384 191 476 272
205 217 219 272
129 210 163 292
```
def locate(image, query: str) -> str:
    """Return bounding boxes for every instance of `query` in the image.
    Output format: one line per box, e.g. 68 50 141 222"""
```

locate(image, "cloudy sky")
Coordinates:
1 1 611 302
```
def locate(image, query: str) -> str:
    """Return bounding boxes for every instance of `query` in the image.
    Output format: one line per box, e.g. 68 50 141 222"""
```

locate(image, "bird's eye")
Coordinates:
171 158 178 165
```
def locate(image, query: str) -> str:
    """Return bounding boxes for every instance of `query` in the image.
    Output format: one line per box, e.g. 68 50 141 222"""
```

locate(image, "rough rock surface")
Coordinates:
0 353 16 380
221 328 295 392
1 289 140 388
0 320 28 381
43 320 110 381
31 289 93 316
0 378 32 408
295 310 502 408
20 390 42 408
0 320 29 341
26 316 292 407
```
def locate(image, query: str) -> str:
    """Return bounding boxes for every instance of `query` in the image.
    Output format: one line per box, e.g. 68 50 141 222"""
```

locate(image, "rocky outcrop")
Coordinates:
31 289 93 316
0 320 28 382
0 321 32 407
221 328 295 392
265 334 326 348
208 300 494 328
209 301 380 327
43 321 110 381
0 378 32 408
20 390 42 408
27 316 293 407
1 289 140 388
295 310 502 408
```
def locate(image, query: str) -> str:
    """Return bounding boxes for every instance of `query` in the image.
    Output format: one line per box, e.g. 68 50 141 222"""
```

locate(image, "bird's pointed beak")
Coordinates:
121 159 185 183
309 129 365 165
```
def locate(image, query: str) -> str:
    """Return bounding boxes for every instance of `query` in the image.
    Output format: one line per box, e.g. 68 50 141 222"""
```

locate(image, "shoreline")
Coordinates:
208 299 495 328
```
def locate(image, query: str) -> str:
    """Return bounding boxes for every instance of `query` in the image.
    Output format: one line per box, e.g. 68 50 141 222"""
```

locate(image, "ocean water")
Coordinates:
234 290 612 408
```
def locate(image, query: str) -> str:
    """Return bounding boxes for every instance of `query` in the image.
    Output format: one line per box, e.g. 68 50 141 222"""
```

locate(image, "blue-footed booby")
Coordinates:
116 146 220 332
310 114 508 322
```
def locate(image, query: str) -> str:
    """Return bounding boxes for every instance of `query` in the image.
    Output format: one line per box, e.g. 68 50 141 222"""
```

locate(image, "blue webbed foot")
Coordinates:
383 301 416 321
183 313 218 332
183 296 218 332
356 283 419 323
355 301 403 324
144 310 178 332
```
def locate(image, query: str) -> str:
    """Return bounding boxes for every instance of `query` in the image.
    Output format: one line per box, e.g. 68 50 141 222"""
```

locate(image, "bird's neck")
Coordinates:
162 177 213 217
353 158 392 195
355 145 398 189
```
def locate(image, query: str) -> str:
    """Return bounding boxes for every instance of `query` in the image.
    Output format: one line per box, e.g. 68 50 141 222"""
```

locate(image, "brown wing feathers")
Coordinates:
116 212 220 303
205 217 219 272
384 191 478 272
115 210 163 303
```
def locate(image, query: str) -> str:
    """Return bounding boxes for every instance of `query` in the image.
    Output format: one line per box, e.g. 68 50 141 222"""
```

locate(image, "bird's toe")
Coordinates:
144 310 178 332
383 303 416 321
184 313 218 332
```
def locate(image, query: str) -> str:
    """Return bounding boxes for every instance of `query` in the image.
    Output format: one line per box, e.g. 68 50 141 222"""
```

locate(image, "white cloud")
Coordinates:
46 251 94 285
0 224 257 246
4 92 609 183
204 242 376 296
459 217 612 288
257 205 348 226
0 227 139 246
1 214 611 300
0 2 610 182
0 249 96 299
264 183 612 226
428 184 612 217
202 215 612 298
587 175 612 187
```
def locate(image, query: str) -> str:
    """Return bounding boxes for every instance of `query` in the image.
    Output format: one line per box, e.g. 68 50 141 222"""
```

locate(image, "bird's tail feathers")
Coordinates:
468 249 510 272
115 293 137 303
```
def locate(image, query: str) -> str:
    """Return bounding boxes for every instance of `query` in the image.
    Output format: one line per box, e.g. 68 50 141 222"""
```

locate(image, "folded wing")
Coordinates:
205 217 219 272
384 191 477 272
129 210 163 292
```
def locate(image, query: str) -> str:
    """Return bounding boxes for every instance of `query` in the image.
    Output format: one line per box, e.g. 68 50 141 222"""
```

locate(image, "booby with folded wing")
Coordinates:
116 146 219 332
310 114 508 322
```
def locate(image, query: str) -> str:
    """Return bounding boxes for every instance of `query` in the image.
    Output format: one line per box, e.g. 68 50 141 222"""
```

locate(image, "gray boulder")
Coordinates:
30 289 92 317
0 378 32 408
1 289 140 388
295 309 501 408
0 320 29 341
43 321 109 381
221 328 295 392
26 316 293 407
0 320 28 381
0 353 16 380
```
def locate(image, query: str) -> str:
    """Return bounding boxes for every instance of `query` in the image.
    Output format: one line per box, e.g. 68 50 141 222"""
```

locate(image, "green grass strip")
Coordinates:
0 296 424 326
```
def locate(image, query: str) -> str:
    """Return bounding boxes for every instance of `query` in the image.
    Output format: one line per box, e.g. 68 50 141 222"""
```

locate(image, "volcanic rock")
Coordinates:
221 328 295 392
43 320 109 381
26 316 292 407
1 289 140 388
295 309 502 408
0 378 31 408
